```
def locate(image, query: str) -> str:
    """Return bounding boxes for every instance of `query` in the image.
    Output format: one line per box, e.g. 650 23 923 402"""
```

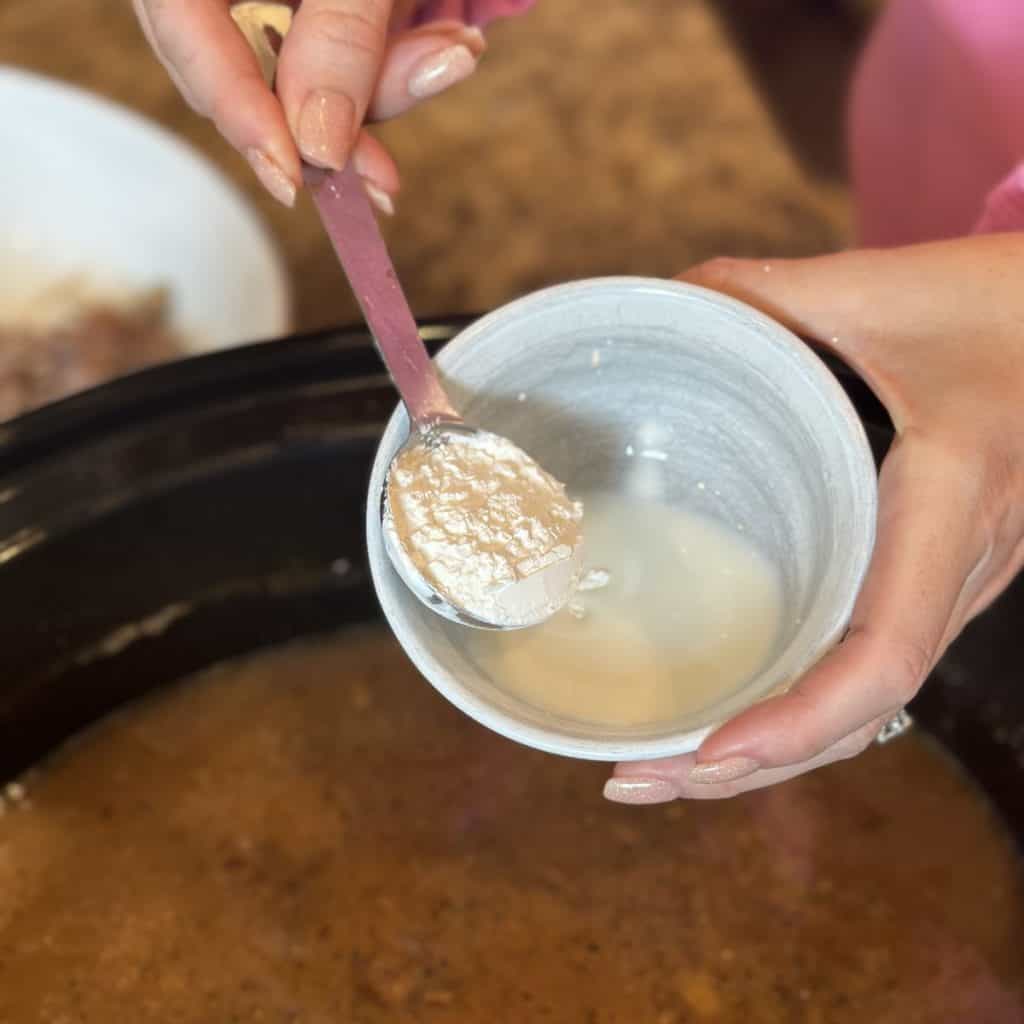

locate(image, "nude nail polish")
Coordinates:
245 147 296 208
688 757 760 784
408 44 477 100
602 777 677 805
297 89 355 170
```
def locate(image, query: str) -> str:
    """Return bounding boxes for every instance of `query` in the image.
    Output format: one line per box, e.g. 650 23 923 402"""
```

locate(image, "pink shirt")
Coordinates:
850 0 1024 244
417 0 1024 244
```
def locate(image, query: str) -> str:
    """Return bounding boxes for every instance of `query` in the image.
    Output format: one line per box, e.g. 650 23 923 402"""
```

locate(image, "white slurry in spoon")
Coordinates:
384 430 584 629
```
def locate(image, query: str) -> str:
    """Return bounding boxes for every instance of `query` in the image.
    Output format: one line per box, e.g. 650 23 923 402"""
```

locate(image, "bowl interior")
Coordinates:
367 278 877 760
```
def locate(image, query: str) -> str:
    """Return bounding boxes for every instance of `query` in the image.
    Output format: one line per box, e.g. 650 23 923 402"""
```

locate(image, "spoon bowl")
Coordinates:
381 423 500 631
381 422 586 631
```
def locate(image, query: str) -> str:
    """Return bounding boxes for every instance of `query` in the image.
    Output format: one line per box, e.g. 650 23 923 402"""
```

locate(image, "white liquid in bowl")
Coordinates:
463 492 784 727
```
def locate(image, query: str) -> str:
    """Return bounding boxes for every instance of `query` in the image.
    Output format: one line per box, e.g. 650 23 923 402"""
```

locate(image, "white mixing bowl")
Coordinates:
0 66 290 351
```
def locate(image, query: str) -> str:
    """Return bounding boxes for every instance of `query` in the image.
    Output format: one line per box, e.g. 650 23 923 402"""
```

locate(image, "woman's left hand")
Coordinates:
605 234 1024 803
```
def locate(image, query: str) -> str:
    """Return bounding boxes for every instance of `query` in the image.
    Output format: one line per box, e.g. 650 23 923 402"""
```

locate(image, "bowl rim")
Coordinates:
367 275 879 761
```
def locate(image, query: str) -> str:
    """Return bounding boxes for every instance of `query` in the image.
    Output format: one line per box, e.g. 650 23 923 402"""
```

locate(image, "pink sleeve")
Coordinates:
406 0 534 28
849 0 1024 247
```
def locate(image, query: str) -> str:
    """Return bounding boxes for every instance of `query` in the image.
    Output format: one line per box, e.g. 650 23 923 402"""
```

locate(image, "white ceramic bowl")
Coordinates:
0 66 290 351
367 277 878 761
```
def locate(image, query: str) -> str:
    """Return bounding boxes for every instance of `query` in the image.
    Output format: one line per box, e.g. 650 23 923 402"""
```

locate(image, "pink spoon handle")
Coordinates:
306 164 459 427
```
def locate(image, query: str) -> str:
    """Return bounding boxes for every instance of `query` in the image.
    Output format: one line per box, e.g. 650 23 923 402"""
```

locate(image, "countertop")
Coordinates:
1 0 861 333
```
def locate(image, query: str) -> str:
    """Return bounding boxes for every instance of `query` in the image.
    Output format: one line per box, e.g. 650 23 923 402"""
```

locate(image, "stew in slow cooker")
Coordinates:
1 626 1022 1022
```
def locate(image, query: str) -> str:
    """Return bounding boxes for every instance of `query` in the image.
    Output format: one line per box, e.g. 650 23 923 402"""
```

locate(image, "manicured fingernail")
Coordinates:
408 43 477 100
297 89 355 170
362 178 395 216
603 777 677 805
688 757 760 784
245 147 296 207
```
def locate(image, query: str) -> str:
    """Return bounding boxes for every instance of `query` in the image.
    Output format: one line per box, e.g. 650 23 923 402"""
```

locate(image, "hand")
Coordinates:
133 0 487 209
605 233 1024 803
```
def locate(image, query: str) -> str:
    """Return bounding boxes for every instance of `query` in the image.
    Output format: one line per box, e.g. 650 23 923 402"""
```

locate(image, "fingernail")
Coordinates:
362 178 395 216
602 777 677 805
408 43 477 100
297 89 355 170
688 757 760 784
245 147 296 208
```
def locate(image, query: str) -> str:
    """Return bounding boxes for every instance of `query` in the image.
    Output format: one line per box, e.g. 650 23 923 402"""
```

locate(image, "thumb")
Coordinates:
276 0 395 171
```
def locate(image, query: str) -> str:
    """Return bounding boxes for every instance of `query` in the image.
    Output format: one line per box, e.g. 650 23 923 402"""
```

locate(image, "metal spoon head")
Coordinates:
380 423 584 631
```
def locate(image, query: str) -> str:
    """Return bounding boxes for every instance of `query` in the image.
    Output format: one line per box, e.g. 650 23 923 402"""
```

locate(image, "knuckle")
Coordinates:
981 444 1024 542
207 83 238 132
174 75 206 115
769 722 826 768
143 1 207 97
206 69 263 136
877 635 932 705
207 99 233 136
685 256 744 291
147 0 195 56
303 5 385 63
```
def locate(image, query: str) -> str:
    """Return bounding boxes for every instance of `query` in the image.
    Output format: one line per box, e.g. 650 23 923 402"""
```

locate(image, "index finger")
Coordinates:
135 0 301 205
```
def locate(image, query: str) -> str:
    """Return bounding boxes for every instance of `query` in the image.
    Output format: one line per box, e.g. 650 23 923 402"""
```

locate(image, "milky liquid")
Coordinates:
462 492 785 727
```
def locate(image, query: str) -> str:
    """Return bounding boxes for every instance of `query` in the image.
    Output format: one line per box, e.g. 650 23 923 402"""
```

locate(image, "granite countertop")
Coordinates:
0 0 857 334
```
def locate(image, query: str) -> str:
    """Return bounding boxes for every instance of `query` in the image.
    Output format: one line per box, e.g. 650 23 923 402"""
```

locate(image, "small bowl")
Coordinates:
367 277 877 761
0 67 291 351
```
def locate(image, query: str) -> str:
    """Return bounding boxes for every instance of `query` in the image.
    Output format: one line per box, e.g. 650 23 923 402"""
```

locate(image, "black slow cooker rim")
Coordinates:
0 316 889 475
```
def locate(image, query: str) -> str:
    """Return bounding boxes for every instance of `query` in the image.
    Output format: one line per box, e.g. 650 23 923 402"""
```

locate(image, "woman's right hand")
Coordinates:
133 0 488 210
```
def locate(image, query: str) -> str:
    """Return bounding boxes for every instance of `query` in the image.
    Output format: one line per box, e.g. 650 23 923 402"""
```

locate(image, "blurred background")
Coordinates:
0 0 878 333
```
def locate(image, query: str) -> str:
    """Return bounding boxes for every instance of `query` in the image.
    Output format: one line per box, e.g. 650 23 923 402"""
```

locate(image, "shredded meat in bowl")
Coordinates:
0 288 184 422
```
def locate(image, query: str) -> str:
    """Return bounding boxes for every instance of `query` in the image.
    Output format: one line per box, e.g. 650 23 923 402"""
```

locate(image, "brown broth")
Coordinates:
1 625 1022 1022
